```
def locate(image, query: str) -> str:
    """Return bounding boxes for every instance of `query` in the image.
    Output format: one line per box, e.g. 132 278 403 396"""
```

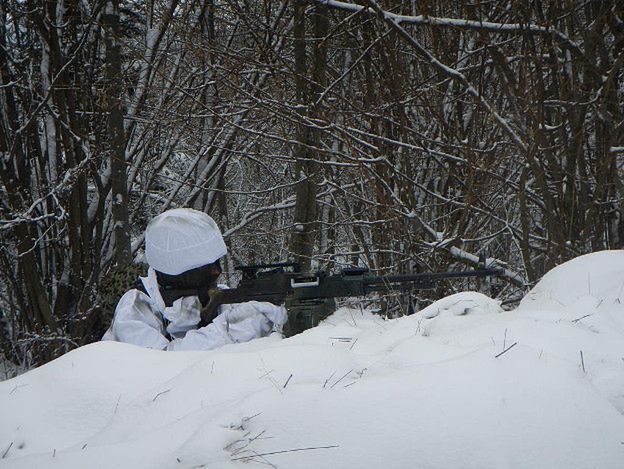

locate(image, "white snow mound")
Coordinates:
519 249 624 312
1 251 624 468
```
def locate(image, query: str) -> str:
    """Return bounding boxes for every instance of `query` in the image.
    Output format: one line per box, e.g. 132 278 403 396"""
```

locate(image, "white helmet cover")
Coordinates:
145 208 228 275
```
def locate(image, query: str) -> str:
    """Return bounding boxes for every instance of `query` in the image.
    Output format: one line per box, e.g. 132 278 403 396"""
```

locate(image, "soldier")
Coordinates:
102 208 287 351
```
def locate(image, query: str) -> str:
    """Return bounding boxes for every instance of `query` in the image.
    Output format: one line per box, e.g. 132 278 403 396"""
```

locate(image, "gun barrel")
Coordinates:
365 268 500 291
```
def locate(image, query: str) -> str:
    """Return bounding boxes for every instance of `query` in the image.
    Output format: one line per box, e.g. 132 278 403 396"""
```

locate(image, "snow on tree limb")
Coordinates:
319 0 583 55
0 155 94 230
406 210 526 288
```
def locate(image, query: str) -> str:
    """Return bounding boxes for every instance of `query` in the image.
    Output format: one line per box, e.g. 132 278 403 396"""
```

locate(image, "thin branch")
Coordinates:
495 342 517 358
232 445 339 461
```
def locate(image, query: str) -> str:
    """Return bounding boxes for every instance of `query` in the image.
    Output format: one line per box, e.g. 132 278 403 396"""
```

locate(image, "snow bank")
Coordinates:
520 250 624 314
2 251 624 468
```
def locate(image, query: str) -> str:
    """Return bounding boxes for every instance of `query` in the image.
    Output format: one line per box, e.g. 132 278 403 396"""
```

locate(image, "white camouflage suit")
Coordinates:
102 209 287 351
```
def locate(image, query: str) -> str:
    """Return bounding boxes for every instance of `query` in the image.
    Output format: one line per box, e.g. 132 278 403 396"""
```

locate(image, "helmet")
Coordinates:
144 208 227 275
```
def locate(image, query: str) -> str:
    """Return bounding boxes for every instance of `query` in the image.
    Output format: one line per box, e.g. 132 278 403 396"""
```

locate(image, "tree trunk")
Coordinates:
290 0 318 270
104 0 131 266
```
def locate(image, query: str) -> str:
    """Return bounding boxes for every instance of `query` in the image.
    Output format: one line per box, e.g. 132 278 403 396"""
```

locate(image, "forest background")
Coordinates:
0 0 622 369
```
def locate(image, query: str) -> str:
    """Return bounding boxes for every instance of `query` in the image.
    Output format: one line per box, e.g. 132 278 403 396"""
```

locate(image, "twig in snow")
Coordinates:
225 436 250 452
114 395 121 414
415 318 422 335
152 389 171 401
242 413 262 423
495 342 517 358
283 374 293 388
330 369 353 388
230 430 270 456
258 369 275 379
228 431 277 469
9 384 28 395
349 338 359 350
247 430 268 444
2 442 13 458
81 443 88 450
349 310 358 327
259 356 282 393
235 450 278 469
580 350 586 373
231 445 339 461
572 314 593 323
323 371 336 388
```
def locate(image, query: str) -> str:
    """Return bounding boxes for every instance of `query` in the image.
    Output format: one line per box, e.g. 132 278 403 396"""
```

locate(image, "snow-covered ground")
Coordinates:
2 251 624 468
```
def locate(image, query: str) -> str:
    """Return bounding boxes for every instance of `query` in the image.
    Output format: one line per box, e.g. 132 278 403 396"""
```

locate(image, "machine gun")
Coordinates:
188 260 500 336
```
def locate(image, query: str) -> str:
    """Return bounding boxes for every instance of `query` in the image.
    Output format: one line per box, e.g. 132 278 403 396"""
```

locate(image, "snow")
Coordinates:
2 251 624 468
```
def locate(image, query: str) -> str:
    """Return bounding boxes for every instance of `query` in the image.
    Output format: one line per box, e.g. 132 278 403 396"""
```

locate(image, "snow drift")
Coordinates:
2 251 624 468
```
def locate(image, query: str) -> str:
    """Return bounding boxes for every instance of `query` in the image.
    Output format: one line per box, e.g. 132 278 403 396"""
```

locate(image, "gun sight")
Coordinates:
236 261 301 280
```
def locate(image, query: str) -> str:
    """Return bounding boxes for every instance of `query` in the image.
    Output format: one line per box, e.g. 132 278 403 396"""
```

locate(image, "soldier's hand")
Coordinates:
222 301 287 327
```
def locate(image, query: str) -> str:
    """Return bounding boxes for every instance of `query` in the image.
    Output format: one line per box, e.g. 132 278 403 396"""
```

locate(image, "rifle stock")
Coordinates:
200 287 289 326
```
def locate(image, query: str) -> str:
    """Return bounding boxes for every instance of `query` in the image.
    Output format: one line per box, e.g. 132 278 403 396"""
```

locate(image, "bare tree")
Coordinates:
1 0 622 367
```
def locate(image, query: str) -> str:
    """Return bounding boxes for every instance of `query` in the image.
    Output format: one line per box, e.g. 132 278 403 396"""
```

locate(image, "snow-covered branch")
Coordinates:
406 211 526 288
319 1 583 54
